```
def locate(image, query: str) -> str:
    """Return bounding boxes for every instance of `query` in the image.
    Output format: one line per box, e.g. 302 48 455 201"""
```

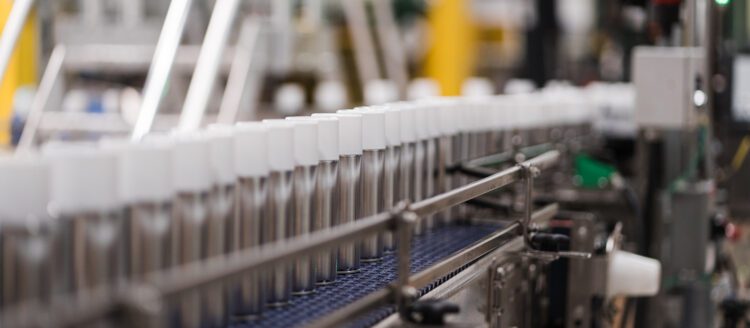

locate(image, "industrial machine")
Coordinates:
0 0 746 327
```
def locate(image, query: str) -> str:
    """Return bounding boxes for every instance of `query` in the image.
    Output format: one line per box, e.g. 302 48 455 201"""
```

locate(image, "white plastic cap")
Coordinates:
606 250 661 298
234 122 269 177
350 108 386 150
413 104 430 140
407 78 441 100
286 116 339 161
262 120 295 171
315 80 347 112
422 100 441 138
397 104 417 143
170 132 213 192
461 77 494 98
100 137 174 204
312 113 362 156
438 100 459 136
364 79 398 105
0 154 50 222
206 125 237 185
285 118 320 166
274 83 305 115
377 106 401 146
43 142 120 214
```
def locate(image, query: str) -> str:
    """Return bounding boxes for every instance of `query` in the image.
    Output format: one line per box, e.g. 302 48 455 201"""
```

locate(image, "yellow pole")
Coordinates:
424 0 476 96
0 0 38 146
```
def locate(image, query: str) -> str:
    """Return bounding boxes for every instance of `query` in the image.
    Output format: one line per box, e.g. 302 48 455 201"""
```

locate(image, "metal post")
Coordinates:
178 0 240 131
216 19 264 124
396 209 416 318
0 0 34 84
342 0 380 87
17 45 66 152
131 0 193 140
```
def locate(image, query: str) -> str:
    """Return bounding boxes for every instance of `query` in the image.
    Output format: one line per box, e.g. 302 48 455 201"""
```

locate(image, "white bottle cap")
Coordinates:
350 108 386 150
315 80 347 112
424 100 441 138
100 137 174 204
0 154 50 222
234 122 269 177
169 132 213 192
364 79 398 105
285 118 320 166
274 83 306 115
438 100 459 136
42 142 120 215
407 78 441 100
413 104 430 140
376 105 401 147
461 77 494 97
206 125 237 186
170 132 214 193
286 116 339 161
312 113 362 156
262 120 295 171
397 104 417 143
606 250 661 298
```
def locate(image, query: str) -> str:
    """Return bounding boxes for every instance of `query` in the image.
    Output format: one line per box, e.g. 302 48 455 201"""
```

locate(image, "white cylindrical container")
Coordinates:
168 132 213 328
43 142 123 296
412 104 428 235
0 155 54 309
312 112 362 274
100 137 174 279
233 122 269 317
377 105 401 251
348 108 386 261
285 118 319 295
286 116 339 284
262 119 295 306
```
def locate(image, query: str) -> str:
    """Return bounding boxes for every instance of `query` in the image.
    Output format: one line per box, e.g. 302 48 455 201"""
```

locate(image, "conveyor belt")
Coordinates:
230 222 505 328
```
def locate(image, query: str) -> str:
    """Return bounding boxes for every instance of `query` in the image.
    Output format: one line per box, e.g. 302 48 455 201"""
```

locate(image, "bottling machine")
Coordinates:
0 87 661 328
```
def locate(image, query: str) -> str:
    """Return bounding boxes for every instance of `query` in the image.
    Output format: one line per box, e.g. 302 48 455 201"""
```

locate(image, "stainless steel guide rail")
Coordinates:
0 150 561 328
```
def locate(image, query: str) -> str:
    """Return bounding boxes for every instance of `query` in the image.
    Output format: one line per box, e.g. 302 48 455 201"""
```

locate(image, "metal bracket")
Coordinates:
517 162 592 260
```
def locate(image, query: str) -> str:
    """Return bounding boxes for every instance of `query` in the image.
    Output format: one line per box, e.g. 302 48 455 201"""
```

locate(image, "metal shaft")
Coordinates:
412 141 426 235
291 165 317 294
265 170 293 306
234 176 267 317
381 145 400 251
423 138 437 230
0 222 54 309
336 155 361 273
313 161 338 284
128 202 174 278
360 149 385 261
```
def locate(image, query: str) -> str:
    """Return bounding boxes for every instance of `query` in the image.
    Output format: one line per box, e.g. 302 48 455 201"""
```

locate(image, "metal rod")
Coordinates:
217 19 264 124
306 288 392 328
371 0 408 97
131 0 193 140
0 0 34 84
17 45 65 152
150 211 395 298
178 0 240 131
342 0 380 86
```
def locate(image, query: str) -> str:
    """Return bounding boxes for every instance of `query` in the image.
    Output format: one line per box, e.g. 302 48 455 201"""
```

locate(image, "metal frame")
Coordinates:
131 0 194 140
1 150 561 328
0 0 35 84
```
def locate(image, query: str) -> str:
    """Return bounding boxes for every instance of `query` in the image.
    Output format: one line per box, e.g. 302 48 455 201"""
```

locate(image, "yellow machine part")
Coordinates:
0 0 38 146
424 0 477 96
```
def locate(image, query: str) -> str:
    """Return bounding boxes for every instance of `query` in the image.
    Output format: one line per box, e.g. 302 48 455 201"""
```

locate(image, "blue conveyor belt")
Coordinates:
230 223 504 328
